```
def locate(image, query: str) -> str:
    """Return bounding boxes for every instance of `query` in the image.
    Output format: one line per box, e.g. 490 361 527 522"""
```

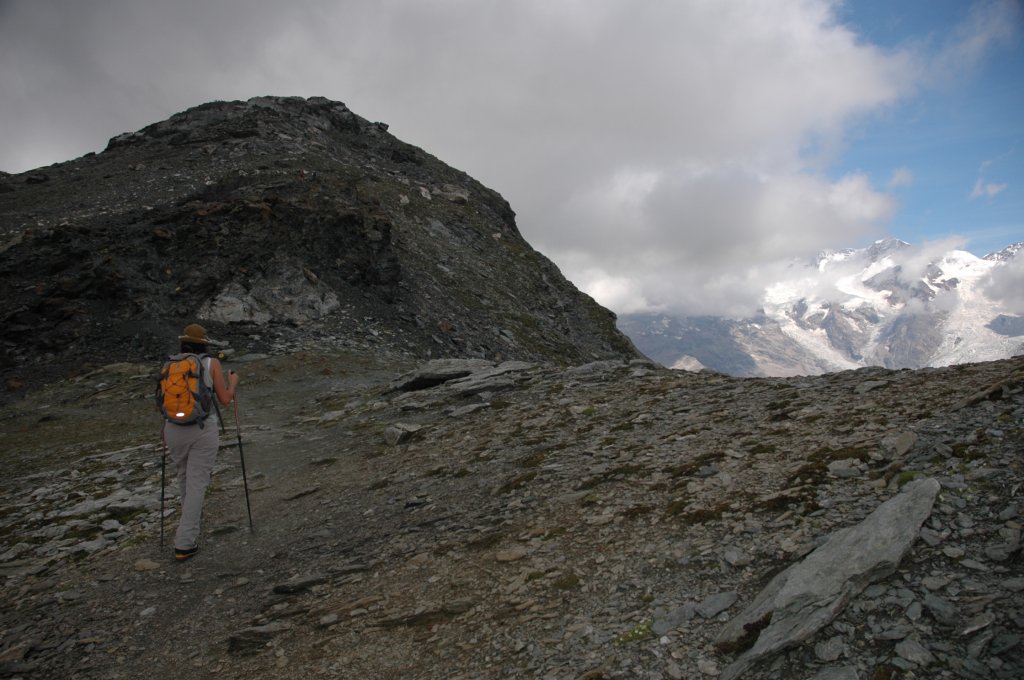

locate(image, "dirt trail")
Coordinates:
1 349 418 679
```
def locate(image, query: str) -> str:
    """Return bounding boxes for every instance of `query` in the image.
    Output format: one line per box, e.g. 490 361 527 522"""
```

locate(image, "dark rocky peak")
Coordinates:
863 265 902 292
107 96 365 149
863 265 937 306
985 241 1024 262
865 238 911 262
0 96 640 391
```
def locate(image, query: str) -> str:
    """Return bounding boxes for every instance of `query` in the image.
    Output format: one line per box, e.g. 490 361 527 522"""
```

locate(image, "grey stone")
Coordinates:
942 545 965 558
391 359 495 392
895 637 935 666
966 467 1001 481
272 573 328 594
652 603 697 635
57 498 107 518
956 658 990 677
384 423 422 446
808 666 860 680
921 575 949 590
961 612 996 636
1002 577 1024 592
0 544 31 562
967 629 993 659
877 624 914 640
447 374 516 397
923 594 958 625
564 360 626 377
697 591 738 619
716 478 940 680
814 636 846 661
723 547 752 567
917 528 937 548
227 622 293 655
71 538 110 554
199 259 340 326
106 495 158 517
998 505 1019 521
862 584 887 598
991 632 1021 655
827 459 862 478
892 431 918 457
448 403 490 418
855 380 889 394
984 543 1016 561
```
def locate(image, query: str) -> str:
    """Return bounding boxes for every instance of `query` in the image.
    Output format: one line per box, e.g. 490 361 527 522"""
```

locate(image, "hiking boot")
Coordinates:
174 546 199 561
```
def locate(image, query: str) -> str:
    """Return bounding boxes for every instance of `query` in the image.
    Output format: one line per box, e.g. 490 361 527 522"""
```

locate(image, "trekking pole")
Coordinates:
159 426 167 548
232 396 255 531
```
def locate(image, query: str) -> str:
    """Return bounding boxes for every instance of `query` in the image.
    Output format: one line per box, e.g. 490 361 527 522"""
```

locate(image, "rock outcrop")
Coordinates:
0 96 639 390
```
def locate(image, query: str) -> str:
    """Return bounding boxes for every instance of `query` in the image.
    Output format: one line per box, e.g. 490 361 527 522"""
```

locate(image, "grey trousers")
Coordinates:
164 420 219 551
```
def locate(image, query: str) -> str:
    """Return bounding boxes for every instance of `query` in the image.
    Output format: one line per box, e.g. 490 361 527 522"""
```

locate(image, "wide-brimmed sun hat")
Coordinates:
179 323 211 344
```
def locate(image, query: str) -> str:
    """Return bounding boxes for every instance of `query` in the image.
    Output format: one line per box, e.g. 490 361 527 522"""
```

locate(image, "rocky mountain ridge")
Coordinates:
0 95 639 392
621 239 1024 377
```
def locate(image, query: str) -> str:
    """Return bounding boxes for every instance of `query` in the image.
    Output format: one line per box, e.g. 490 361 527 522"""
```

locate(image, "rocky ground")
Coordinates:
1 347 1022 679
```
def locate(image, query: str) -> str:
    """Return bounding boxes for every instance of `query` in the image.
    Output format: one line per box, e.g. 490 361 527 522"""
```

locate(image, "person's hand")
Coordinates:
229 370 240 388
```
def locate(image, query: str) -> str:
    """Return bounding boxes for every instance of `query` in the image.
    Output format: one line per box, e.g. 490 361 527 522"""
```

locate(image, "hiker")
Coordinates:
159 323 239 561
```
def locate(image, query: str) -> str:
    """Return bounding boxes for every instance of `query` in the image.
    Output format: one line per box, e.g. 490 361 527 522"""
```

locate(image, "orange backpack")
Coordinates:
156 354 214 427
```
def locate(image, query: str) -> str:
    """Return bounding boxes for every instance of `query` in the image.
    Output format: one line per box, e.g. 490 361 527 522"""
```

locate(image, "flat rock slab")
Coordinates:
716 478 940 680
391 359 496 392
227 622 292 655
272 573 328 595
697 591 738 619
384 422 423 446
809 667 860 680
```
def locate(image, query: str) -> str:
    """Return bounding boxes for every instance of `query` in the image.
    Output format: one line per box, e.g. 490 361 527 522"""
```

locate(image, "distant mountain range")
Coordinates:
619 239 1024 376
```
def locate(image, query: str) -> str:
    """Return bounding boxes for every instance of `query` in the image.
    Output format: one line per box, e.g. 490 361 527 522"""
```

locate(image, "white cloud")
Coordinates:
933 0 1022 78
894 237 970 283
984 256 1024 314
971 177 1009 199
573 267 655 316
563 167 896 316
888 167 914 188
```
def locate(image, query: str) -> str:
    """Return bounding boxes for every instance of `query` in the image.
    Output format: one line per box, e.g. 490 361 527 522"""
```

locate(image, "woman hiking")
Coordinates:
159 323 240 561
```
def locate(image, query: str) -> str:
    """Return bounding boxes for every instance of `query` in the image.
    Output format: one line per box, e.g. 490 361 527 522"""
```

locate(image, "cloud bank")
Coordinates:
1 0 1017 317
985 256 1024 314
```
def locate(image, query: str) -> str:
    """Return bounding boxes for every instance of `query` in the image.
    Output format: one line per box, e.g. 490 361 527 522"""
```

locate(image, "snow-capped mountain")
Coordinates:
619 239 1024 376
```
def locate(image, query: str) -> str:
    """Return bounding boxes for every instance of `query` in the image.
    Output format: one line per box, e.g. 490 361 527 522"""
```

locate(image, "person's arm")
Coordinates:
209 358 239 405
